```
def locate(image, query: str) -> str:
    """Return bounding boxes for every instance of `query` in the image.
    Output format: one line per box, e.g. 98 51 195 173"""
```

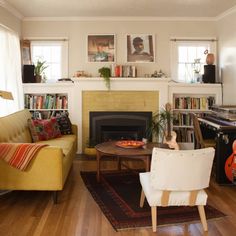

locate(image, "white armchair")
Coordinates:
139 147 215 232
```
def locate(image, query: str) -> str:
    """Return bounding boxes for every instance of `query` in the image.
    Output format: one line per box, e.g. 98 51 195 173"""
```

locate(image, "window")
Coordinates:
171 39 216 83
0 25 24 117
31 40 68 82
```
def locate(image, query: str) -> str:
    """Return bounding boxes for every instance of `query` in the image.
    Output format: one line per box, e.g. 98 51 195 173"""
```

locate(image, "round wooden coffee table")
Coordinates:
95 141 167 182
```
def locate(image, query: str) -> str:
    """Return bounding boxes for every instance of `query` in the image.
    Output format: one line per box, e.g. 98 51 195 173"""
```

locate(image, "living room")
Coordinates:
1 0 236 235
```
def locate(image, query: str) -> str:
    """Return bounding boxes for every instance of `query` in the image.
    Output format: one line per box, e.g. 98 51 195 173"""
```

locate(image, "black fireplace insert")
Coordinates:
89 111 152 144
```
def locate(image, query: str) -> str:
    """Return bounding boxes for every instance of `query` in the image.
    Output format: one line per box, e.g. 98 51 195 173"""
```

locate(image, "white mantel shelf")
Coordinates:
72 77 171 81
23 79 222 153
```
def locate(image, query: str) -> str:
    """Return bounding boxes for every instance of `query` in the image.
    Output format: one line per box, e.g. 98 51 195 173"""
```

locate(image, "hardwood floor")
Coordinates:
0 157 236 236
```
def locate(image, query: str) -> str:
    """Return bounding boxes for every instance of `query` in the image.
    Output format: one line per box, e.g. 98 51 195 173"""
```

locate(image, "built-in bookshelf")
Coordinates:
24 93 68 119
172 95 216 143
168 83 222 145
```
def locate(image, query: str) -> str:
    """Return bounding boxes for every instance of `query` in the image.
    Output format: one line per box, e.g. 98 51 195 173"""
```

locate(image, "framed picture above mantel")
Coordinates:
87 34 115 63
127 34 155 63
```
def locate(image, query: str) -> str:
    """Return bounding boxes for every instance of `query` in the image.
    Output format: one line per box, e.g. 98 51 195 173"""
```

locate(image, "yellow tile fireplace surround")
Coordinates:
82 91 159 151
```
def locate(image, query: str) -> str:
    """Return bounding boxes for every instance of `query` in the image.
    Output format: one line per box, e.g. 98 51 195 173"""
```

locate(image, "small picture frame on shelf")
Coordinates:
21 40 32 65
87 34 116 62
126 34 155 63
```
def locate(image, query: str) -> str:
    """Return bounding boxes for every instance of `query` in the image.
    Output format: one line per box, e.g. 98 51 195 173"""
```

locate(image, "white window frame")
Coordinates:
30 38 68 82
170 38 217 82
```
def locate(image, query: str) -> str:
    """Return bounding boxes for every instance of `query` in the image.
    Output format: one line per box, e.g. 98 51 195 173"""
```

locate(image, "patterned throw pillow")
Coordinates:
28 117 62 142
56 113 72 135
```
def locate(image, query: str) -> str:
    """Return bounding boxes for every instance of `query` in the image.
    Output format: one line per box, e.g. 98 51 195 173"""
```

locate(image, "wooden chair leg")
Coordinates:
198 205 208 231
151 206 157 232
140 189 145 207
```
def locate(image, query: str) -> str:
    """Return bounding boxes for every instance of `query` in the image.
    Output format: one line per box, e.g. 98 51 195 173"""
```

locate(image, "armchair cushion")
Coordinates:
140 172 207 206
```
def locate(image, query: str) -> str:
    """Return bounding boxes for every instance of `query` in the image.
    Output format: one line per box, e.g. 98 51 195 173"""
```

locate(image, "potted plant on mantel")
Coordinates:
34 59 48 83
98 67 111 90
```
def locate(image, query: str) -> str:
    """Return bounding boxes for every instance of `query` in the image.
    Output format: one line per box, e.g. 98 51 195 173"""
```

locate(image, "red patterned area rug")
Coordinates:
80 171 225 231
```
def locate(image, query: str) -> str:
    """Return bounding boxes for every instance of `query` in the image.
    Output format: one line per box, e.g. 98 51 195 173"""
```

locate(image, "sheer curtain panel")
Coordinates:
0 25 24 117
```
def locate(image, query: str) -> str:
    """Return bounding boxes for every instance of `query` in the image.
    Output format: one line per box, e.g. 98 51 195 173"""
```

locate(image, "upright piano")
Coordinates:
198 106 236 185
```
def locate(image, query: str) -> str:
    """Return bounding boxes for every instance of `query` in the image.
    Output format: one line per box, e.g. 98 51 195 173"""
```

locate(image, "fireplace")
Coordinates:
89 111 152 144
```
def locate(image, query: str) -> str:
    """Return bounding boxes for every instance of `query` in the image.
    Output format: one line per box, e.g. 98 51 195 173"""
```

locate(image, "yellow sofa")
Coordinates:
0 109 77 203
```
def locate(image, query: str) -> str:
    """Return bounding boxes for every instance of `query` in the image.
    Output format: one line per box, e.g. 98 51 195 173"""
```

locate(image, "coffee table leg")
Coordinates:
117 156 121 171
96 151 101 182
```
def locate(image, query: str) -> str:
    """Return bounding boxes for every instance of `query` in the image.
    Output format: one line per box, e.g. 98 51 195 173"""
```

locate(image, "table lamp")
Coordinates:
0 90 14 100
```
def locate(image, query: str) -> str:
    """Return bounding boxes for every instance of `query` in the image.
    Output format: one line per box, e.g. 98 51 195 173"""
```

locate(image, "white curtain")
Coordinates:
0 25 24 117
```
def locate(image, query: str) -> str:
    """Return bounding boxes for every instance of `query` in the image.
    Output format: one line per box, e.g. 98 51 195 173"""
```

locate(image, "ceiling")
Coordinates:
3 0 236 18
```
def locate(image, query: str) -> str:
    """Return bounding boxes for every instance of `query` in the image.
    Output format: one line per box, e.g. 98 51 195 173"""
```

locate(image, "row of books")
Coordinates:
174 96 215 110
24 94 68 110
31 110 68 119
173 113 193 126
174 128 194 143
110 64 137 78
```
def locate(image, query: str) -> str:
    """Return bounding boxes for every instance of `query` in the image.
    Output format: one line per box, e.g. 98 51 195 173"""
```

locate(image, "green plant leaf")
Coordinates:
98 67 111 89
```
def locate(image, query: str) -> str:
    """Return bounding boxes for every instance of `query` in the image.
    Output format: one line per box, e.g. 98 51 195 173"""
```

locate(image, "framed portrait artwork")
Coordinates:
20 40 32 65
87 34 115 62
127 34 155 63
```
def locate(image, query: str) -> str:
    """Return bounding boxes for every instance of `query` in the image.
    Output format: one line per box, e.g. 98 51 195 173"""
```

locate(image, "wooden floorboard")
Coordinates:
0 158 235 236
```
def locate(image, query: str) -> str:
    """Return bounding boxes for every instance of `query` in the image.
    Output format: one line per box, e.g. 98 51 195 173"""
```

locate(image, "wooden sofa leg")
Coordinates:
53 191 58 204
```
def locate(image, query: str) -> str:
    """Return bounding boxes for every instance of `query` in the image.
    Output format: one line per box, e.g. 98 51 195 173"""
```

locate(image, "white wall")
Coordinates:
217 12 236 105
22 19 216 78
0 6 21 35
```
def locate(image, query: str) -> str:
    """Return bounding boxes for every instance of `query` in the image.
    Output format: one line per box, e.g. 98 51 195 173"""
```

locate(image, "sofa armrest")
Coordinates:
71 124 77 136
0 146 65 190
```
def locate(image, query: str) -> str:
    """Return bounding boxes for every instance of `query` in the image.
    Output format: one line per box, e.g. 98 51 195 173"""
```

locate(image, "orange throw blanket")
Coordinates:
0 143 48 171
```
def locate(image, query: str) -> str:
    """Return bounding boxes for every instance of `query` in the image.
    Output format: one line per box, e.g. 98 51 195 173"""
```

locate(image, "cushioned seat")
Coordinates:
140 172 207 206
37 135 76 156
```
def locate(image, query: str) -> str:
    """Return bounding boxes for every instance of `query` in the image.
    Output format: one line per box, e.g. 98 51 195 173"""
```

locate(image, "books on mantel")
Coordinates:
110 64 137 78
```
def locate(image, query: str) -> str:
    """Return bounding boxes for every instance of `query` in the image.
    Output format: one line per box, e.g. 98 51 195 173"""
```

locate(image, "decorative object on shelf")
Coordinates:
87 34 115 62
73 70 91 77
147 103 174 143
151 70 166 78
34 59 48 83
204 50 215 65
127 34 154 63
192 58 202 83
98 67 111 89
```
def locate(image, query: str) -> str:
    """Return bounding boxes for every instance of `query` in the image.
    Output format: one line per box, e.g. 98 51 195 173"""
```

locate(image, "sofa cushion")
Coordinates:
56 113 72 135
28 117 62 142
36 134 76 156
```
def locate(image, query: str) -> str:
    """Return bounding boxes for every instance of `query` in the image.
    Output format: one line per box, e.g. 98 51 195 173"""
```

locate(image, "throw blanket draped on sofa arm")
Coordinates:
0 143 48 171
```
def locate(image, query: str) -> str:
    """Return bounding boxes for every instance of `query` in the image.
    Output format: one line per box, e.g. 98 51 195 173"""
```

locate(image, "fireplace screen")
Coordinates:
89 111 152 144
